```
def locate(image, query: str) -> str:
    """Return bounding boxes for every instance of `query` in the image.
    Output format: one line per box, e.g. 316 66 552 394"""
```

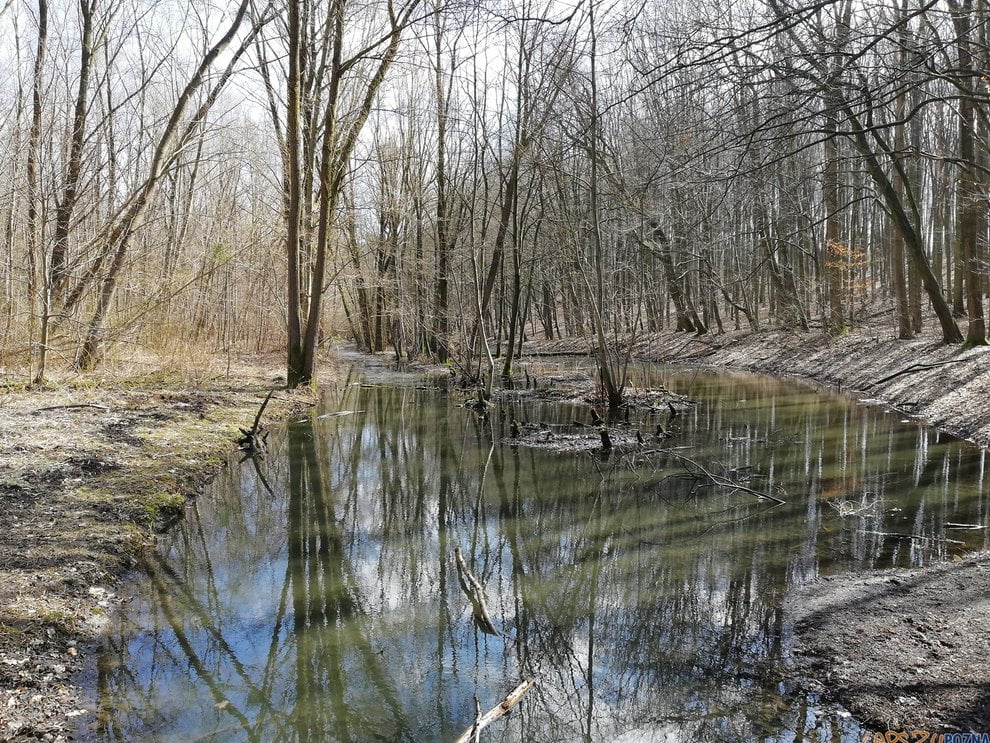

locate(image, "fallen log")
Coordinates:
452 678 535 743
454 547 500 636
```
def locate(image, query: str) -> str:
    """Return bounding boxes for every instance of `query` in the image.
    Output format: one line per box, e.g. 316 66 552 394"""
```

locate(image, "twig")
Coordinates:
635 448 786 504
452 679 535 743
857 530 965 545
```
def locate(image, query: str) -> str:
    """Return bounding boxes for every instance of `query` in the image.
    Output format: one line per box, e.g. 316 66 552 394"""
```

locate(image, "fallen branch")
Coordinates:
635 448 786 504
472 694 482 743
866 357 975 388
314 409 364 420
655 335 710 363
33 403 110 414
454 547 500 636
453 678 535 743
857 530 964 545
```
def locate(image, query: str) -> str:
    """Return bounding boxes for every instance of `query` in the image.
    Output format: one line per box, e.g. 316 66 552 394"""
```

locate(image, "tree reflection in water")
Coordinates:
90 369 989 742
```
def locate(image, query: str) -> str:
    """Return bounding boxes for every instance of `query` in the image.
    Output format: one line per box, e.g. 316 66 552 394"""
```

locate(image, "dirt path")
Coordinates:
0 356 318 742
526 328 990 733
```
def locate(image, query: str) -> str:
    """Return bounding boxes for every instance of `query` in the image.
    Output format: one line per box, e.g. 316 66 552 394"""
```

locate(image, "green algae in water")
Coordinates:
86 369 989 742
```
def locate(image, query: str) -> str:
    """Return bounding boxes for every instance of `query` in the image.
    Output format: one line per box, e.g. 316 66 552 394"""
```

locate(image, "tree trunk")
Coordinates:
948 0 987 345
27 0 48 382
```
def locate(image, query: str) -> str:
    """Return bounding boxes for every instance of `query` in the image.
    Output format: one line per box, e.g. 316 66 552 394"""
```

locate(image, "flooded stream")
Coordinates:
86 364 990 742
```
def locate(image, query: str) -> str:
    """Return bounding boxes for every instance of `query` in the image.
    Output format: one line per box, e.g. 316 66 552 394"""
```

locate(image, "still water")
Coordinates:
87 364 989 742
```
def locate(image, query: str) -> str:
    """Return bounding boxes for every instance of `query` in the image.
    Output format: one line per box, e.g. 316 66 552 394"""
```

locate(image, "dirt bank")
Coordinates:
526 328 990 732
788 550 990 733
0 355 319 742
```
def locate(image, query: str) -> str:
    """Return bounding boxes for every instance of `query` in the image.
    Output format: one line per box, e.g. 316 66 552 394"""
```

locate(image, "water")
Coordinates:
86 364 990 742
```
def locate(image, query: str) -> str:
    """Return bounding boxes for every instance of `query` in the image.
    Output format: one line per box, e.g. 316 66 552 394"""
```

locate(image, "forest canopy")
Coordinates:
0 0 987 386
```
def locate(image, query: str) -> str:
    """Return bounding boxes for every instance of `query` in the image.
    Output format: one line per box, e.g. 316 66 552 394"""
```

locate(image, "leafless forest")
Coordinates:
1 0 987 389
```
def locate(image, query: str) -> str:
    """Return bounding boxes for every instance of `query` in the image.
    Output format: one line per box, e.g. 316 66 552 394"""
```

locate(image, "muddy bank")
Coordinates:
0 356 319 742
525 328 990 733
788 552 990 731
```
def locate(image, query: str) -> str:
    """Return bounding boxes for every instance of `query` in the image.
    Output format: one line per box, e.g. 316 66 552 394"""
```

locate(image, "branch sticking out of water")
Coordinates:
454 547 500 636
453 678 535 743
238 388 275 454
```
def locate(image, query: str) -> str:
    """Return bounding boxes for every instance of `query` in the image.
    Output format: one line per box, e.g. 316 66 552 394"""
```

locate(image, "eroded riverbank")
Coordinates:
527 329 990 447
788 551 990 733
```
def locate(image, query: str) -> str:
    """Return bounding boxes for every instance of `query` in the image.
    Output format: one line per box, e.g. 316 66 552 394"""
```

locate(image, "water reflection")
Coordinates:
88 368 989 742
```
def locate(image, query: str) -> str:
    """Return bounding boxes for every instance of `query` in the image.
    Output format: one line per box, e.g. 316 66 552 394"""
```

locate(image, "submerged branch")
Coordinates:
857 530 964 545
635 448 786 504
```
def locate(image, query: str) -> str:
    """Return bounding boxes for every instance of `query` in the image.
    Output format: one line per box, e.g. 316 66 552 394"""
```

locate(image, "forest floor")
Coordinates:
0 354 319 742
524 326 990 733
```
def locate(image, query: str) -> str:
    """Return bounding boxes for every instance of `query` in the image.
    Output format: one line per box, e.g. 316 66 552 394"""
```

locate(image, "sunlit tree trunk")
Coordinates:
890 2 913 340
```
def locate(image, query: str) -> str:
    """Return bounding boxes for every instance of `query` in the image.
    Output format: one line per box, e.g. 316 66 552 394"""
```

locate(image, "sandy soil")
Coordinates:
0 354 318 742
526 328 990 733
